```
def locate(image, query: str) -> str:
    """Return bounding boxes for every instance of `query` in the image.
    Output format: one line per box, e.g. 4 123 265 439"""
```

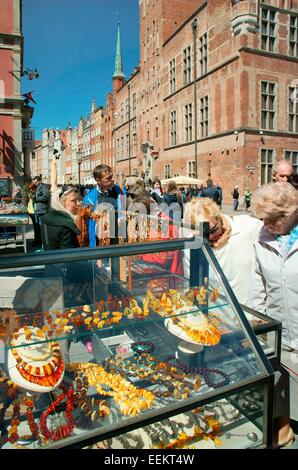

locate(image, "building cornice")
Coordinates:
163 1 208 47
239 46 298 64
116 156 137 163
164 127 298 151
113 116 137 133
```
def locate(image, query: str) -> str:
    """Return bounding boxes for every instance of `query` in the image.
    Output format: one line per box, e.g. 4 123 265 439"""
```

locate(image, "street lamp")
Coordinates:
77 150 83 185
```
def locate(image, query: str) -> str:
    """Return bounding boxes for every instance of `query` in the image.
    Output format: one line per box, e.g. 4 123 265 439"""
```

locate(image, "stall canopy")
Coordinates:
161 175 203 186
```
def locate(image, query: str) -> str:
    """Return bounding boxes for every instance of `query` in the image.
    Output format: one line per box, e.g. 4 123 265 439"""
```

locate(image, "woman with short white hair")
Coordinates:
251 181 298 446
183 197 263 307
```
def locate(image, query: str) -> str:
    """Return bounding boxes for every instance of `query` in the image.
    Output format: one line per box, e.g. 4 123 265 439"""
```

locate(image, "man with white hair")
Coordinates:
272 159 294 182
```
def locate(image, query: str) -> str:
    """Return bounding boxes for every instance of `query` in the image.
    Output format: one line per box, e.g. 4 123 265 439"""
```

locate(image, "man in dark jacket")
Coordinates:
32 175 51 248
200 179 220 205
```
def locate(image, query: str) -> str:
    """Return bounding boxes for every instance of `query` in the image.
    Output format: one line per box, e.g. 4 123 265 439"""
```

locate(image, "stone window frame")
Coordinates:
284 150 298 173
260 7 278 53
164 164 171 179
170 109 177 146
116 138 120 162
125 134 129 158
199 32 208 76
125 98 129 121
289 86 298 133
132 133 137 157
289 15 298 57
187 160 196 178
183 45 192 85
199 95 209 138
260 148 275 185
260 81 276 130
184 102 193 142
169 58 176 94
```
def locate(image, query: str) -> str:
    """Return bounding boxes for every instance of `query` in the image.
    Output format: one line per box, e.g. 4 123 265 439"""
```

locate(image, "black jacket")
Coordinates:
162 192 183 218
34 183 51 215
40 208 80 250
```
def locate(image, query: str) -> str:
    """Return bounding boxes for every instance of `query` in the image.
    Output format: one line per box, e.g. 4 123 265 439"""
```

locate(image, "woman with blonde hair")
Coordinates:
251 182 298 446
183 197 263 306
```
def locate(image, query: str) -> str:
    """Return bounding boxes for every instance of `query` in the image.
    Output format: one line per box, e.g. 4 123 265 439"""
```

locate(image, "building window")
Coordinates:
183 46 192 85
132 133 137 156
261 148 275 184
289 86 298 133
116 138 120 161
121 136 124 158
155 126 159 138
120 103 124 124
132 118 137 133
261 81 276 130
284 150 298 173
289 16 298 57
132 93 136 117
170 110 177 146
125 99 129 121
187 161 196 178
200 96 209 137
199 33 208 75
184 103 193 142
126 134 129 158
260 8 277 52
169 59 176 94
164 164 171 179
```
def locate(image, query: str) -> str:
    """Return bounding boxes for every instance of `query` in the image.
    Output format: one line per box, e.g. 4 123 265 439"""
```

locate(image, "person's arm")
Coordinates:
59 227 78 249
35 184 51 204
249 247 267 313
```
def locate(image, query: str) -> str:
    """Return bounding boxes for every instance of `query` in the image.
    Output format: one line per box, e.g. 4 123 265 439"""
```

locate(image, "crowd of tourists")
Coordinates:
11 158 298 447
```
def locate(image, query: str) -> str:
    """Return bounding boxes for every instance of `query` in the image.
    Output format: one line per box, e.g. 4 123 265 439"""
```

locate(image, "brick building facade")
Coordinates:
0 0 24 193
32 0 298 200
113 0 298 201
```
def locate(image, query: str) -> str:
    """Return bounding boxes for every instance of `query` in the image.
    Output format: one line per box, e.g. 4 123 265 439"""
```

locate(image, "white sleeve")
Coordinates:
249 245 267 313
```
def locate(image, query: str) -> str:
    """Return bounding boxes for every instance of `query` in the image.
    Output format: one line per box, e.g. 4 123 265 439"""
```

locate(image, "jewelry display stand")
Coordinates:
8 327 65 393
165 313 206 368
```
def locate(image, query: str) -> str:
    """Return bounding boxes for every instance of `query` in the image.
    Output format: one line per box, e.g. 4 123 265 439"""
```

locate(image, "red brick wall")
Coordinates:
0 0 14 34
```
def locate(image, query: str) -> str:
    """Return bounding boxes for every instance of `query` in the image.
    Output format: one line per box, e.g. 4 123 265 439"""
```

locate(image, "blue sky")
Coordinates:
22 0 140 139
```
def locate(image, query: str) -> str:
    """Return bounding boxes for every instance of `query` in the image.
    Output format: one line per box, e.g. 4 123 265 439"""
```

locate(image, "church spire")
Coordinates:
113 23 125 80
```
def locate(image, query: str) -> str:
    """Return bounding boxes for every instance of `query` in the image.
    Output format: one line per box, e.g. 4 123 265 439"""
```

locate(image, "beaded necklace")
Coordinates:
67 362 155 417
39 384 74 442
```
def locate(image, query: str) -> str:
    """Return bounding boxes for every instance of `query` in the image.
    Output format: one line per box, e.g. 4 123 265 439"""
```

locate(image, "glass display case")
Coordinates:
0 229 275 449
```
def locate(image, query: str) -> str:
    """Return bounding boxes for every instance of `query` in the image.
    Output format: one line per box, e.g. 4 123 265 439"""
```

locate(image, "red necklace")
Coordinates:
40 384 74 442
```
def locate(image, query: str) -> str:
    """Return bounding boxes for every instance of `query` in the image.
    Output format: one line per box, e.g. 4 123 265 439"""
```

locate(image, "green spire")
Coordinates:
113 23 125 80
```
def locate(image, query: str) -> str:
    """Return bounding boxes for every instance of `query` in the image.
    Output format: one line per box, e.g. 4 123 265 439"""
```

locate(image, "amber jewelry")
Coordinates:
74 374 110 421
10 334 64 388
105 349 201 400
171 315 221 346
40 384 74 442
67 362 155 417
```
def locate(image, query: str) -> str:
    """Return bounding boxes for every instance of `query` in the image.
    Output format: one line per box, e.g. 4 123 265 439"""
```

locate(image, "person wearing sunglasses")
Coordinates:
183 197 263 307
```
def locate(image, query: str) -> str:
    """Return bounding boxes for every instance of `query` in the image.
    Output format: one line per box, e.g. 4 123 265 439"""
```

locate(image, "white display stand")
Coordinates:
164 310 208 346
8 327 65 393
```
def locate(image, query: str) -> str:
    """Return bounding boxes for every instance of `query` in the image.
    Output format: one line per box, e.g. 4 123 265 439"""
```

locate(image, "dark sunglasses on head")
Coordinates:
209 221 220 234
